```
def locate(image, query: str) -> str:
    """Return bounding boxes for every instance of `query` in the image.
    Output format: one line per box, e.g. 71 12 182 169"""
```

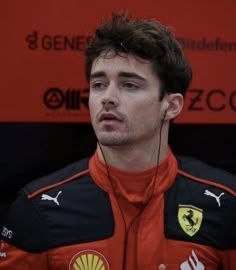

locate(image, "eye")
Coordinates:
90 81 106 91
122 82 139 90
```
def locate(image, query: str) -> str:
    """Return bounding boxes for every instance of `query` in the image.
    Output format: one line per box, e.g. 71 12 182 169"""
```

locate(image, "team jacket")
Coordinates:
1 149 236 270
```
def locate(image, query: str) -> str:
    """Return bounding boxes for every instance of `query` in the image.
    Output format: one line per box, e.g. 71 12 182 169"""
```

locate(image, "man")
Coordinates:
1 12 235 270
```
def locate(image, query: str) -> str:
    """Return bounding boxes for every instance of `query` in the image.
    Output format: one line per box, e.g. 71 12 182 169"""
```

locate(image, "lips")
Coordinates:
99 113 121 122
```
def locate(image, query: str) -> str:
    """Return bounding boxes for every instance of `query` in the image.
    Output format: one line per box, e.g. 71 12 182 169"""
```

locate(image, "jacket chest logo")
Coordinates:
69 249 109 270
41 190 62 205
180 250 205 270
178 205 203 237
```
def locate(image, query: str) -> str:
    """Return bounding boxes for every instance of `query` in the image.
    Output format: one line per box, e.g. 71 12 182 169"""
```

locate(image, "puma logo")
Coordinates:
204 189 224 207
41 191 62 205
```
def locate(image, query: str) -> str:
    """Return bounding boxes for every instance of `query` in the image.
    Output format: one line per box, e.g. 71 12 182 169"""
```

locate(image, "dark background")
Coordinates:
0 122 235 224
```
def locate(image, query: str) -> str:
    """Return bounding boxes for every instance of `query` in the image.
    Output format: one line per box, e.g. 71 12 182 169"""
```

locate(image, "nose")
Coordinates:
102 98 117 110
101 84 119 109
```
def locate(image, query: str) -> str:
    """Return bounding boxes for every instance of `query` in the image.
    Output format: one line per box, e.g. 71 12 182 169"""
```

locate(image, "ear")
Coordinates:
163 93 184 120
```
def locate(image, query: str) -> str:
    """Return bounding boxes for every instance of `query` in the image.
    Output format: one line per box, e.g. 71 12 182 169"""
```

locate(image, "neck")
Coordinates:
97 129 169 172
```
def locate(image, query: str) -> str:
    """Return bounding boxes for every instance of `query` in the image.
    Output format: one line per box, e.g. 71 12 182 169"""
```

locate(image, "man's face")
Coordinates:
89 52 164 147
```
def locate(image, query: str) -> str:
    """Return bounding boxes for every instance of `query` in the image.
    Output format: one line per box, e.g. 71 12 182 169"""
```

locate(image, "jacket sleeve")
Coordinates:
222 195 236 270
0 241 48 269
0 190 51 269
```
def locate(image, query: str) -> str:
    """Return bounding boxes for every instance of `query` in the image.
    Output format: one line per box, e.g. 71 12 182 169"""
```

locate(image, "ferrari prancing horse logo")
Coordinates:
178 205 203 237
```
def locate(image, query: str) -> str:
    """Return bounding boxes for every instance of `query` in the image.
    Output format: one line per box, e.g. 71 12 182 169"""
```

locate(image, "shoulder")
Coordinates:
24 157 90 197
176 155 236 194
1 157 114 252
165 155 236 249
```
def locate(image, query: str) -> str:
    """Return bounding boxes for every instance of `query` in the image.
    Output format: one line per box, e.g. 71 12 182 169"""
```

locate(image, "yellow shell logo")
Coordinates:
69 250 109 270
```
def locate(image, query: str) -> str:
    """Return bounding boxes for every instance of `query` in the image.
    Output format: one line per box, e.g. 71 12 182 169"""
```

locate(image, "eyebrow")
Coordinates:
89 71 106 80
89 71 146 82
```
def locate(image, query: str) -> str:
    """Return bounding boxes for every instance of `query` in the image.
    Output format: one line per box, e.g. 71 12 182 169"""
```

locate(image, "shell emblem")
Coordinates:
69 250 109 270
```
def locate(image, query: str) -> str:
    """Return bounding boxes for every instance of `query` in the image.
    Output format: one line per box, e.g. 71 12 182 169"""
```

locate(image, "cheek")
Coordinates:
130 101 159 119
89 93 97 109
88 98 96 119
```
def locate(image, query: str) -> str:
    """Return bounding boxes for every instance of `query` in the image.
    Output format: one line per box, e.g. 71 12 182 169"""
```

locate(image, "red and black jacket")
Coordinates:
1 151 236 269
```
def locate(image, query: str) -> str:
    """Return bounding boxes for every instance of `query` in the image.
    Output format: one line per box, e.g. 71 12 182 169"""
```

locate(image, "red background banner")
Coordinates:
1 0 235 124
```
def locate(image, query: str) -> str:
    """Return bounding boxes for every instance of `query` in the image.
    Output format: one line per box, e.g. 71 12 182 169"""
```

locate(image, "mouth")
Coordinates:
99 113 122 122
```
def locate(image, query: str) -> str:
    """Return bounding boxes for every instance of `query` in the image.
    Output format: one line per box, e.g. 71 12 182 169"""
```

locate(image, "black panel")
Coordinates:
2 175 114 252
164 175 234 250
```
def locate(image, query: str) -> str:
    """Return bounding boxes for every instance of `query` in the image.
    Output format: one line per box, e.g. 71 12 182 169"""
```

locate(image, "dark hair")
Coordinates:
85 12 192 99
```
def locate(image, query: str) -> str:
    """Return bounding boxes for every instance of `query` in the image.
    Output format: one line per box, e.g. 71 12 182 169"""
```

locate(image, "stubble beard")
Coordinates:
95 125 132 146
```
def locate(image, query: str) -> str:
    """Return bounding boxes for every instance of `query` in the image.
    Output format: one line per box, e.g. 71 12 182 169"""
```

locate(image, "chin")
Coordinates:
95 128 131 144
97 135 130 146
97 139 121 146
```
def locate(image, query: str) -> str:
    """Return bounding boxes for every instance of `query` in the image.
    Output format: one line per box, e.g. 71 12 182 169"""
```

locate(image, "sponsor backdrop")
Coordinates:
0 1 235 221
1 0 236 124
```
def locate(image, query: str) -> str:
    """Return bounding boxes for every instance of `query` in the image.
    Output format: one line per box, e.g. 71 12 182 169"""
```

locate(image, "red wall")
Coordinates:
1 0 236 124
